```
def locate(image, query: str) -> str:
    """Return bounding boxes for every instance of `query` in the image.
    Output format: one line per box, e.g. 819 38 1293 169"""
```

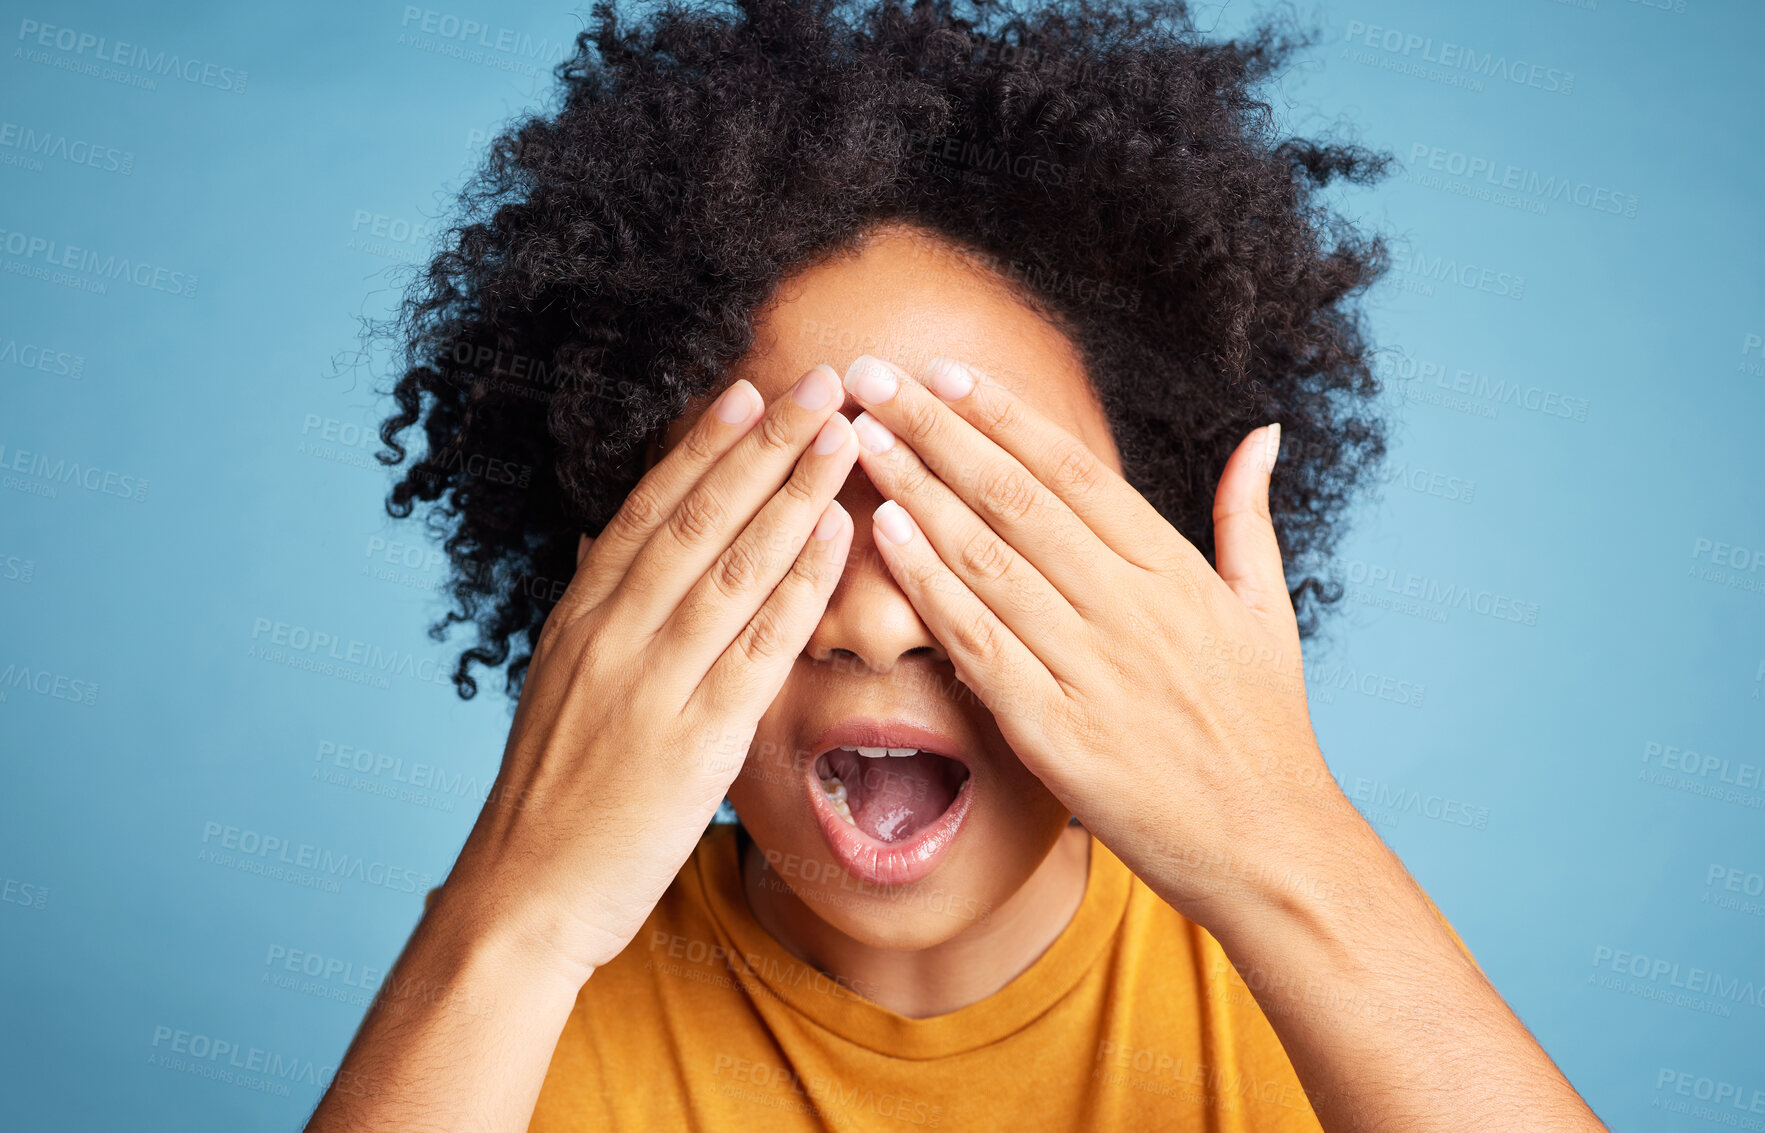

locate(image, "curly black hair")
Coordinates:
377 0 1393 701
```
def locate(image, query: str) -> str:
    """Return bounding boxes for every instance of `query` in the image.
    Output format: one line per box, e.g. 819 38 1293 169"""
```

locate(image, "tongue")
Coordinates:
832 751 961 843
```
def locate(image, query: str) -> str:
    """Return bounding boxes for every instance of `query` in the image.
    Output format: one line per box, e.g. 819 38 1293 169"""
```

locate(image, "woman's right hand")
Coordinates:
437 365 857 986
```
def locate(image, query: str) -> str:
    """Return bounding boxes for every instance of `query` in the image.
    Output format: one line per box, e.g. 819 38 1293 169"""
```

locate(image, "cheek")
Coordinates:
730 693 814 812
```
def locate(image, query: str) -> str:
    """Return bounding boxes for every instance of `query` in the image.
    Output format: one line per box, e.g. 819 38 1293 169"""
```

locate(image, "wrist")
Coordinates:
423 871 604 998
1139 747 1380 930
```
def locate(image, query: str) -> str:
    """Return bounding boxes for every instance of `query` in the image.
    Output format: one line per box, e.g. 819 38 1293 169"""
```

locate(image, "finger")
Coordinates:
566 378 762 612
866 497 1058 719
1212 423 1297 627
660 412 858 682
841 354 1117 612
615 365 847 632
846 410 1089 679
912 354 1198 575
692 498 853 724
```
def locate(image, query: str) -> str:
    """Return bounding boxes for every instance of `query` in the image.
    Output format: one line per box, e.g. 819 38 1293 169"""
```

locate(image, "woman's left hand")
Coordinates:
839 353 1368 926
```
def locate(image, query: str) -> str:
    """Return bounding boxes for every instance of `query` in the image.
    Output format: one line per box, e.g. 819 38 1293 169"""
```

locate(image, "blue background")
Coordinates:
2 1 1761 1128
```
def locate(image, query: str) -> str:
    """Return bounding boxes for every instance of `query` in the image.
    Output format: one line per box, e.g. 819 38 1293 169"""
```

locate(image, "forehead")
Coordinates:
663 223 1121 471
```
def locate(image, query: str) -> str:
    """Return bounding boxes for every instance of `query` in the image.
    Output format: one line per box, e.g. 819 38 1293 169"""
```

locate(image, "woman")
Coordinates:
308 1 1607 1128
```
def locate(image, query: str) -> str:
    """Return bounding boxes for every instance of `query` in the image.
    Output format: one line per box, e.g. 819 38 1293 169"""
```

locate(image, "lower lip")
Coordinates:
804 760 974 888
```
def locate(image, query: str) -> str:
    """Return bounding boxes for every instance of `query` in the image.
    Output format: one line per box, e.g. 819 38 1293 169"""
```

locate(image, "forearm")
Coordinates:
1177 809 1606 1133
304 883 589 1133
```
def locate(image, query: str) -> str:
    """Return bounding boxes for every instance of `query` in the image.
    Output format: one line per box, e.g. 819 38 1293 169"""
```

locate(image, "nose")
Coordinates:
804 461 946 674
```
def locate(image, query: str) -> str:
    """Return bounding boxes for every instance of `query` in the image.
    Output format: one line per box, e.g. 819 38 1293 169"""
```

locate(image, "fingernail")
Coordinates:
1263 423 1282 473
793 366 838 410
874 499 914 545
812 414 848 455
926 357 975 400
813 501 846 541
852 411 895 454
844 355 899 404
716 381 756 423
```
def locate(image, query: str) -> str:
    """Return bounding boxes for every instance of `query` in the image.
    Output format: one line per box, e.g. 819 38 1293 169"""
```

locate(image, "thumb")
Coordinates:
1211 424 1296 626
576 533 595 569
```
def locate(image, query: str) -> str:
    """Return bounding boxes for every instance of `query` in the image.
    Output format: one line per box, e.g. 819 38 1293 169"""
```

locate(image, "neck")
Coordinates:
740 824 1092 1018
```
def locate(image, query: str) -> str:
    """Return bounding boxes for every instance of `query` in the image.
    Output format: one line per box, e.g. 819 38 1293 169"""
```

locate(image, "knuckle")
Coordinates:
669 489 724 545
737 605 790 664
677 423 720 465
1213 496 1271 525
948 611 1003 665
710 538 766 598
896 389 946 441
894 458 934 498
780 466 819 506
785 543 826 588
903 554 946 592
957 529 1015 584
1048 441 1103 499
754 406 799 454
618 485 666 533
976 391 1026 436
976 467 1042 526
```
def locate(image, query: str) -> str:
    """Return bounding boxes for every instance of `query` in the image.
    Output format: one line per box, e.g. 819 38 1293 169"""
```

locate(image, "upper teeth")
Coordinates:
837 745 920 759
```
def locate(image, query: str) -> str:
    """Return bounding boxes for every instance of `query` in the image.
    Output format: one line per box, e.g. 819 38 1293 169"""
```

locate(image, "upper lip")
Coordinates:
806 717 974 771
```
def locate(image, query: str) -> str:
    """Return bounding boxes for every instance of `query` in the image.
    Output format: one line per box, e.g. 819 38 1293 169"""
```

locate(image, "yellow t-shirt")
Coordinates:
520 825 1476 1132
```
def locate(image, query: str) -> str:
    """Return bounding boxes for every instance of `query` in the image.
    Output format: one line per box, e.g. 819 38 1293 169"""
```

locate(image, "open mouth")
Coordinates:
815 745 972 844
799 723 978 888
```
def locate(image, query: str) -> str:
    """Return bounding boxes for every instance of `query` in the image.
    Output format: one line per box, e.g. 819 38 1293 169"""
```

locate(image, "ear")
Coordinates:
576 533 594 568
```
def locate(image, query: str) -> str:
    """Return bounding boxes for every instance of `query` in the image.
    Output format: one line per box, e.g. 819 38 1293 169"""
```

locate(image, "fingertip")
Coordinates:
812 411 853 456
873 499 916 546
925 356 977 400
813 498 849 542
1263 422 1281 477
715 379 761 425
